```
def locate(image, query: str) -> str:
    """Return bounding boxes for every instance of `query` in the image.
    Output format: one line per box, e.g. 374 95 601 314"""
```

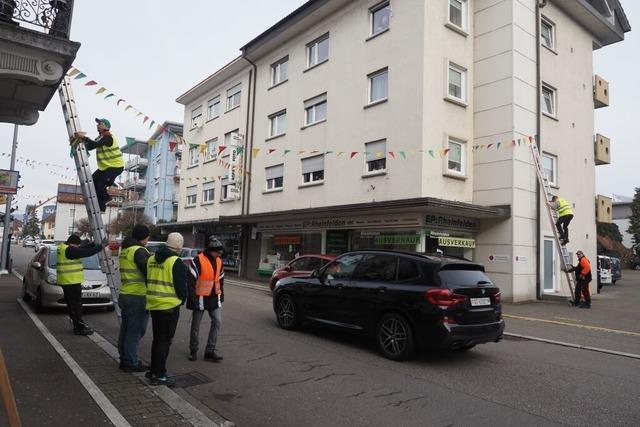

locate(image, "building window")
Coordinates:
188 145 199 167
207 96 221 120
447 138 465 174
370 2 390 36
301 155 325 184
448 0 468 31
304 93 327 126
202 181 215 204
191 106 202 129
307 33 329 68
69 208 75 218
226 84 241 111
541 17 555 50
269 110 287 138
223 129 240 157
265 164 284 191
271 56 289 87
365 140 387 174
368 68 388 104
221 178 234 200
186 186 197 206
542 152 557 186
205 138 218 162
541 84 556 117
447 62 467 102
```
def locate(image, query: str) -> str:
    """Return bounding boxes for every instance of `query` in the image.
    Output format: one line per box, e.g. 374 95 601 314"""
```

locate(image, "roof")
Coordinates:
149 121 183 141
120 139 148 155
612 194 633 204
176 56 249 106
552 0 631 47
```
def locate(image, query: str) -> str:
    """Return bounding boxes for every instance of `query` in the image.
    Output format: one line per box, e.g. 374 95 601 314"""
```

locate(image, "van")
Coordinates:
597 255 612 288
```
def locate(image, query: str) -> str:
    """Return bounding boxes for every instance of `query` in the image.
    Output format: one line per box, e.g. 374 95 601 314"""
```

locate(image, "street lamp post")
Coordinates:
0 125 19 274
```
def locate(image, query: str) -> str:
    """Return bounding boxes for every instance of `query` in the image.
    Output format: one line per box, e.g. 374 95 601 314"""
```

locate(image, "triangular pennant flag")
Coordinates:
283 149 291 156
117 99 125 106
399 151 406 159
444 148 451 155
388 151 396 159
169 141 177 152
428 150 435 158
104 93 115 100
149 120 155 130
487 143 494 149
310 150 319 154
125 137 136 147
252 148 260 158
518 139 522 146
337 151 344 156
143 116 149 124
236 147 244 155
189 143 199 149
268 149 276 155
125 105 133 112
136 112 143 117
95 87 106 95
298 150 305 155
148 139 157 147
199 144 207 154
350 152 358 159
512 140 517 146
325 151 333 155
67 68 80 77
84 80 98 86
218 146 227 155
497 142 501 149
74 73 87 80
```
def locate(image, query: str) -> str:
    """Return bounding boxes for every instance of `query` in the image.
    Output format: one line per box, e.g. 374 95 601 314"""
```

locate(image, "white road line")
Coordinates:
504 332 640 360
16 298 131 427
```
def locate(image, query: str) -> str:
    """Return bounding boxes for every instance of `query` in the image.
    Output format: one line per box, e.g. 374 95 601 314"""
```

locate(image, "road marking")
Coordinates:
16 298 131 427
553 317 583 322
503 314 640 337
14 271 229 427
504 332 640 360
225 279 270 293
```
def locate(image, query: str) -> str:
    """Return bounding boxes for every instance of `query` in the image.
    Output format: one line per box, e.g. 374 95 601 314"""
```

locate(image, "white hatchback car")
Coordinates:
22 245 114 311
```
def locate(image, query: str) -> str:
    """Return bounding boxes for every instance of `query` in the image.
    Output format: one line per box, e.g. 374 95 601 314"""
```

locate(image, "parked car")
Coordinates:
597 255 612 287
270 254 336 291
609 256 622 284
22 237 35 248
272 250 504 360
631 256 640 271
145 242 198 266
35 239 55 252
22 245 114 311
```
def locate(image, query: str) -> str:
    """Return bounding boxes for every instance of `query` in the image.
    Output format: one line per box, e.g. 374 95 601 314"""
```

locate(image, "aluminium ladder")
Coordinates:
530 140 575 301
57 75 121 320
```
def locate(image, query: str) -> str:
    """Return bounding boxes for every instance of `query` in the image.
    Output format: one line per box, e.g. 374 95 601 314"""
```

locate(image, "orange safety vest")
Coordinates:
195 253 223 297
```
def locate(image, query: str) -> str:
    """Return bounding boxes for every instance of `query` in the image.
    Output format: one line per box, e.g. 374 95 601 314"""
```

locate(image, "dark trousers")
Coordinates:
556 214 573 241
118 294 149 367
150 307 180 377
92 167 123 211
189 308 222 354
62 284 85 330
574 281 591 306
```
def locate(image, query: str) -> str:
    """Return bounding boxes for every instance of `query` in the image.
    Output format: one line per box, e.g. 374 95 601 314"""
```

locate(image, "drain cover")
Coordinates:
171 372 213 388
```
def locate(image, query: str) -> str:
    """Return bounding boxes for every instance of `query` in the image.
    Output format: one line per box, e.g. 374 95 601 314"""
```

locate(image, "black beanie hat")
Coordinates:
66 235 81 245
132 224 150 241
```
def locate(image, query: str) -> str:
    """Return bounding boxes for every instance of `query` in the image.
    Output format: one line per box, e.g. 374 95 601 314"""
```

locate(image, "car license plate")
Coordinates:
83 291 100 299
470 297 491 307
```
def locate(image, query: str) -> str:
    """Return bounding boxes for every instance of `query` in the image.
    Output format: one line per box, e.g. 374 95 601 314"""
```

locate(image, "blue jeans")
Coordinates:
118 294 149 367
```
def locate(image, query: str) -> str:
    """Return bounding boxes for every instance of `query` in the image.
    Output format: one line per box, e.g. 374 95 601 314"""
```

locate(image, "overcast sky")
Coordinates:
0 0 637 213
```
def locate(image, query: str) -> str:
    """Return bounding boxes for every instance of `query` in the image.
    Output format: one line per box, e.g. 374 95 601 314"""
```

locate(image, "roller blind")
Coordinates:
365 140 386 162
301 155 324 174
265 164 284 180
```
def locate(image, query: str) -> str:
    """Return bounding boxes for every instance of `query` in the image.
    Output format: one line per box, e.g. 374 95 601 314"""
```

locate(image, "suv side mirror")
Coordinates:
31 261 42 270
284 265 292 272
310 269 319 278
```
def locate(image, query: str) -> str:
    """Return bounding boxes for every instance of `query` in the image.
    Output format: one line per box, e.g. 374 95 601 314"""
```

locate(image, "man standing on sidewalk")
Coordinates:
57 235 104 335
549 195 574 246
187 237 225 362
145 233 187 387
118 225 151 372
570 250 592 309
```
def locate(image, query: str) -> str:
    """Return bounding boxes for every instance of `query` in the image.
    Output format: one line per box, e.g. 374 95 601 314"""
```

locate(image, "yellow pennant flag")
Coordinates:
252 148 260 158
95 87 106 95
199 144 207 154
148 139 157 146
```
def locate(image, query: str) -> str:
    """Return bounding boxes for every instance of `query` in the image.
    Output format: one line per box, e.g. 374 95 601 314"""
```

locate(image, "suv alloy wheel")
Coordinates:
276 294 299 330
376 313 415 361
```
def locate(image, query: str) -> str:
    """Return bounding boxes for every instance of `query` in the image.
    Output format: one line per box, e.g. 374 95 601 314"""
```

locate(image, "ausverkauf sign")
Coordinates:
0 170 19 194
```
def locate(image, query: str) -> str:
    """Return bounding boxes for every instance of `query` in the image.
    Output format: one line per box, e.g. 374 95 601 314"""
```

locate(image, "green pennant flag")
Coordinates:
428 150 435 158
126 137 135 147
74 73 87 80
189 143 199 149
283 149 291 156
399 151 406 159
497 142 501 149
325 151 333 155
236 146 244 155
104 93 115 100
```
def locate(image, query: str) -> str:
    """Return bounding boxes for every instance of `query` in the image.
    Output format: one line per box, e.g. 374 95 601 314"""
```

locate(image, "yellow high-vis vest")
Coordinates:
96 135 124 170
556 198 574 217
119 245 148 296
146 255 181 311
56 243 84 285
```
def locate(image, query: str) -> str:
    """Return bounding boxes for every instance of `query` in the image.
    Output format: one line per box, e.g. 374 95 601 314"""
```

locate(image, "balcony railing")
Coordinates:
123 178 146 190
125 157 149 171
0 0 75 38
122 199 146 210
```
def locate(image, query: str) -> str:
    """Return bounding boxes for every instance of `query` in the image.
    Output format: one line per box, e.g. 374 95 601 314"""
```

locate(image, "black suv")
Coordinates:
272 250 504 360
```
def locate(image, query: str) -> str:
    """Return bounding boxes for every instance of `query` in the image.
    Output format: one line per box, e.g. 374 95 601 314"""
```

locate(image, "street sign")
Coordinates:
0 170 19 194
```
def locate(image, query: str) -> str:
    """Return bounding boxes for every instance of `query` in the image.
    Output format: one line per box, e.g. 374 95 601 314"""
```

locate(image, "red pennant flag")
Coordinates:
84 80 98 86
268 149 276 155
117 99 125 106
218 146 226 155
143 116 149 124
512 140 517 146
388 151 395 159
487 144 494 149
444 148 451 155
529 136 534 143
169 141 177 152
350 152 358 159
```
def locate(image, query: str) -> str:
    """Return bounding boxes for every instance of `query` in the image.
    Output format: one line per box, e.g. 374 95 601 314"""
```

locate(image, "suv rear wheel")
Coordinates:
376 313 415 361
276 294 299 330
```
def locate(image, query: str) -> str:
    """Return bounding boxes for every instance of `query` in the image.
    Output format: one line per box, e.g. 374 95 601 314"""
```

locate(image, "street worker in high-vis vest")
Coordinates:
56 235 104 335
72 118 124 212
117 224 151 373
145 233 187 387
549 195 574 246
187 236 225 362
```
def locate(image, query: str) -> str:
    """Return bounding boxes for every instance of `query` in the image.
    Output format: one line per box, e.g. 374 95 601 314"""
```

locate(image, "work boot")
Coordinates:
121 362 148 373
204 351 223 362
149 375 175 388
73 327 94 336
188 350 197 362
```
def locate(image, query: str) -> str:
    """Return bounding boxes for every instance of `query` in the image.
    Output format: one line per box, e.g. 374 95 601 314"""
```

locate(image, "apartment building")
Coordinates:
171 0 629 301
120 122 184 224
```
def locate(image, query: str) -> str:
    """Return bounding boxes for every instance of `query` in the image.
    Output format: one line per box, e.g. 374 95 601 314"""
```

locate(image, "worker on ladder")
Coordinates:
549 195 574 246
72 118 124 212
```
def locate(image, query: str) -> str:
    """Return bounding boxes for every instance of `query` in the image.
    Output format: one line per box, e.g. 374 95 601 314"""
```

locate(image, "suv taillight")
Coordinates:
426 288 468 308
494 292 502 304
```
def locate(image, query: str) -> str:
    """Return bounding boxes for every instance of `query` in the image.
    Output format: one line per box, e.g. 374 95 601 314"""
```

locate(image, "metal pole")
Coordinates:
1 125 19 273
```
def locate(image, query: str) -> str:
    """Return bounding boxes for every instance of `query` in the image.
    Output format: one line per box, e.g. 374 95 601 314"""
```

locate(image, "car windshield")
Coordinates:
438 265 492 288
48 249 102 270
146 244 165 254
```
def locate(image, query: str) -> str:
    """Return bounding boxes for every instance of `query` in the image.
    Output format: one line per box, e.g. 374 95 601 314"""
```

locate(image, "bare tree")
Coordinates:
108 211 154 237
74 217 91 236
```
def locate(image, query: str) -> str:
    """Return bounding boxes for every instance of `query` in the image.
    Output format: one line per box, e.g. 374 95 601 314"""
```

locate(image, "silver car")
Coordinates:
22 245 115 311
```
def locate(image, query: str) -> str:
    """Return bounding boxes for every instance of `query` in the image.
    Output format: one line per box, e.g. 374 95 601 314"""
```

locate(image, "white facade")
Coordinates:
53 202 119 242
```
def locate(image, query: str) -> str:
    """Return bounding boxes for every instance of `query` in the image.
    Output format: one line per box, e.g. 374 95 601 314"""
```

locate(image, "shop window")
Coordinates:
259 232 323 275
352 254 398 282
323 254 364 281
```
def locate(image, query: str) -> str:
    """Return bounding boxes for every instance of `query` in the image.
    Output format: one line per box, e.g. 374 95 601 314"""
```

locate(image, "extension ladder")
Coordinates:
57 75 121 320
530 140 575 300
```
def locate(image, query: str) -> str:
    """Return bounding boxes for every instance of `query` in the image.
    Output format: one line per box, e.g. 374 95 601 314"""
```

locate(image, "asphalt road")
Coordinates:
11 245 640 426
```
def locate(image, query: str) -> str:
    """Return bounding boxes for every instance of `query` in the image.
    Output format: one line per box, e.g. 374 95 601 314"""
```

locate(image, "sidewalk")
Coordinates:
0 273 218 426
